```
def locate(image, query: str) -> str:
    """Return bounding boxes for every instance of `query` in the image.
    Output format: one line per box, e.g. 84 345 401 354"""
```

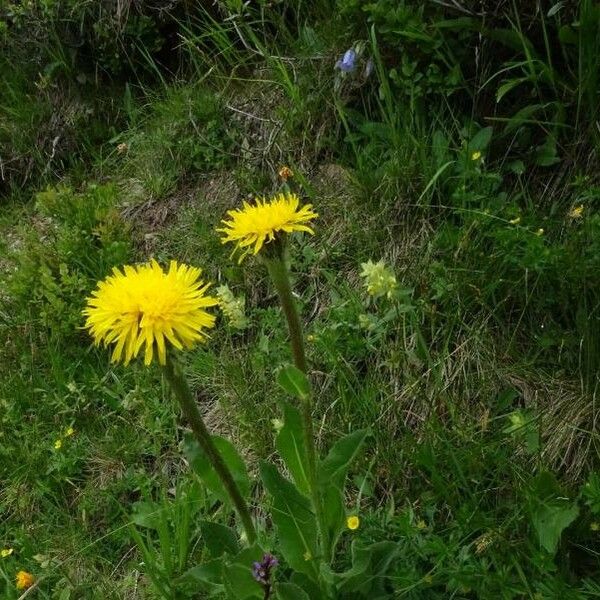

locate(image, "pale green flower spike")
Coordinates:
360 260 398 300
217 284 248 330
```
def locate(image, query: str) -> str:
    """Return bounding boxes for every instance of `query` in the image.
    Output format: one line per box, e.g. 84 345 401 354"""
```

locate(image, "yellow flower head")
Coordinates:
509 216 521 225
16 570 35 590
347 515 360 530
569 204 584 219
54 439 62 450
1 548 13 558
83 260 217 366
536 228 544 236
65 427 75 437
360 260 397 299
471 151 482 161
217 193 317 262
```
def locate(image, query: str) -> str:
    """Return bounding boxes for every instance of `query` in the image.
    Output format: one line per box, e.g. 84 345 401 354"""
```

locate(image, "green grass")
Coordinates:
1 1 600 598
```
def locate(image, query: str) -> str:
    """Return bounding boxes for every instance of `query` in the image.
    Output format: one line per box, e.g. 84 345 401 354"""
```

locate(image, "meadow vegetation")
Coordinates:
1 1 600 598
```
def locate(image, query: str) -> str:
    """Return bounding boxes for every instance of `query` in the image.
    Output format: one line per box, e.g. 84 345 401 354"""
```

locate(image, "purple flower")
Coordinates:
335 48 357 73
252 553 278 586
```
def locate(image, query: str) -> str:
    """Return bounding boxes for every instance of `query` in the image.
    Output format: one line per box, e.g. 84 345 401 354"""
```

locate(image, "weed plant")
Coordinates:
1 1 600 598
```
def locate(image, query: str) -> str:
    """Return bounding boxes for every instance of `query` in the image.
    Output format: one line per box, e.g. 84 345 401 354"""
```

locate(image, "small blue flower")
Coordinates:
335 48 357 73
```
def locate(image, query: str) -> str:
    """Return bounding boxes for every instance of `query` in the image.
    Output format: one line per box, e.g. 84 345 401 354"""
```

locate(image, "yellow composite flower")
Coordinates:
346 515 360 530
1 548 13 558
54 439 62 450
83 260 218 366
16 570 35 590
217 192 317 261
471 151 482 161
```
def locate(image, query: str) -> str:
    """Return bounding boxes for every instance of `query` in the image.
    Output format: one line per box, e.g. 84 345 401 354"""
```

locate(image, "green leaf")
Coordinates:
496 77 529 103
178 558 223 587
276 401 310 496
277 365 310 400
290 573 323 599
335 541 399 595
529 471 580 554
275 583 311 600
320 430 369 489
223 545 264 600
184 433 250 503
200 520 240 557
131 501 161 529
534 136 561 167
322 482 345 551
467 126 493 153
260 462 318 578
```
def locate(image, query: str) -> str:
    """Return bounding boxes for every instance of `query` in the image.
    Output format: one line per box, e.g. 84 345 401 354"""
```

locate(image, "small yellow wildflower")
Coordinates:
278 166 294 180
307 334 315 342
569 204 584 219
217 193 317 262
15 570 35 590
471 151 482 161
1 548 13 558
54 439 62 450
416 519 427 530
360 260 397 299
536 228 544 236
216 284 247 330
303 550 312 561
65 427 75 437
83 260 217 366
509 216 521 225
591 522 599 531
346 515 360 530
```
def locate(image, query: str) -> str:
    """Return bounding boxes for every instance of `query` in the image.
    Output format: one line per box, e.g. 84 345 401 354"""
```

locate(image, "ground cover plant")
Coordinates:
1 0 600 598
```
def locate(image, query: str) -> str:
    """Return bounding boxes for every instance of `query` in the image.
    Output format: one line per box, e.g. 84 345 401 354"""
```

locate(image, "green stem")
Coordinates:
264 253 332 563
163 354 257 545
264 254 307 373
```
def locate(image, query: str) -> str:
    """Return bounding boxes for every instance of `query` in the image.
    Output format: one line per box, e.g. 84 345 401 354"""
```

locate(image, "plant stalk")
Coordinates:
163 354 257 545
264 252 332 563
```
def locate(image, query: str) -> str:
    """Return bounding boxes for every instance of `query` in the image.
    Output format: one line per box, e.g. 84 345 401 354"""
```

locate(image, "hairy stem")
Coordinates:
163 354 257 545
264 253 331 563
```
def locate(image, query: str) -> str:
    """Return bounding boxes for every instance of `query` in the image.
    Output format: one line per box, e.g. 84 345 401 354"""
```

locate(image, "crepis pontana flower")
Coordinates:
217 192 317 262
83 260 217 366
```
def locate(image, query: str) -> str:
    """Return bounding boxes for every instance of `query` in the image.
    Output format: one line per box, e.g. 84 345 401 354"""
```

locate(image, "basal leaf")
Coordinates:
199 520 240 557
184 433 250 503
275 582 311 600
260 462 318 579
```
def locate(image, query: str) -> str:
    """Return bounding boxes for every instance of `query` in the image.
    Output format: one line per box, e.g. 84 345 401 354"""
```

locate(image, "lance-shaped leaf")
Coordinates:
260 462 319 579
276 401 310 495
